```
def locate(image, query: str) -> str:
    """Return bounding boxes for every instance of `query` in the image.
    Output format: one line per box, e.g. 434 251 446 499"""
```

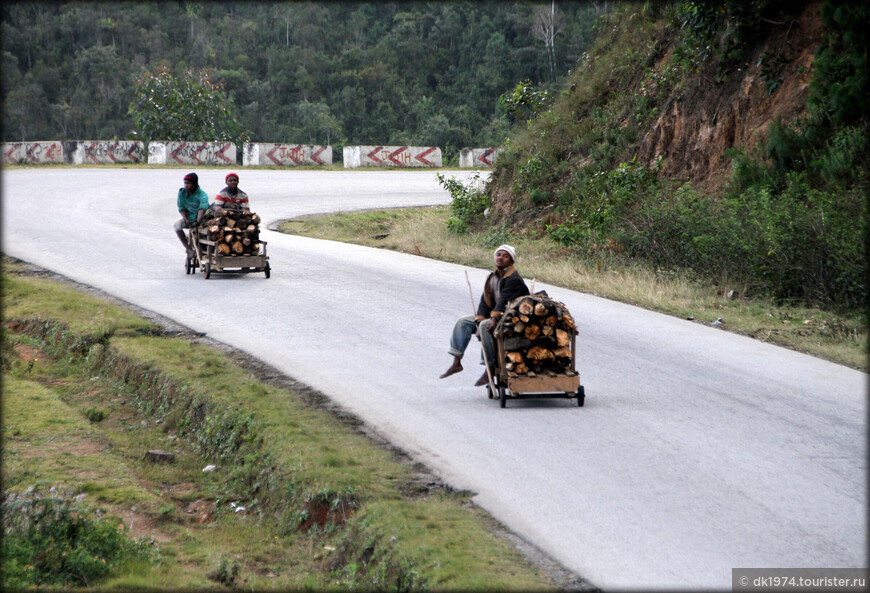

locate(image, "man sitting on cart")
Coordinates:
213 172 250 212
173 172 209 257
440 244 530 386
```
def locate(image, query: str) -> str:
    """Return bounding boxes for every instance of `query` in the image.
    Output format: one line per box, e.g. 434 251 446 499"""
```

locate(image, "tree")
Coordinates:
499 80 552 123
531 0 560 83
294 99 343 145
128 66 249 144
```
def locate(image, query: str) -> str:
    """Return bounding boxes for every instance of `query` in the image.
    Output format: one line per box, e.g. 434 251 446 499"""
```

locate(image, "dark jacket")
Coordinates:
475 265 529 321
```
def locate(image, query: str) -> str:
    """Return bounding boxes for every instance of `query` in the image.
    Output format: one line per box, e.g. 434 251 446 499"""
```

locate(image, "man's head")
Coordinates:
183 172 198 190
494 244 516 270
225 172 239 193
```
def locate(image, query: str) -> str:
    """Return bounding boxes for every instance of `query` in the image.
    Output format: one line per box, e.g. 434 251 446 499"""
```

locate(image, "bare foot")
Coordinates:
440 360 463 379
474 371 490 386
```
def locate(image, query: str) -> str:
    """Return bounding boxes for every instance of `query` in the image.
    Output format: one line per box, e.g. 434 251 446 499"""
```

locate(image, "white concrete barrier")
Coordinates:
460 147 502 168
243 143 332 166
1 141 65 165
343 145 442 168
73 141 145 164
147 141 236 165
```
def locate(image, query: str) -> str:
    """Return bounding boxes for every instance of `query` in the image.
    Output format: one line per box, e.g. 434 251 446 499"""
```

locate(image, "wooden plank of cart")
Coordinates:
487 325 585 409
185 225 270 279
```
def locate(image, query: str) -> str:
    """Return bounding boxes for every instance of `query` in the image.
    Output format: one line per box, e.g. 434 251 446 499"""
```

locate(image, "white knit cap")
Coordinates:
494 244 516 262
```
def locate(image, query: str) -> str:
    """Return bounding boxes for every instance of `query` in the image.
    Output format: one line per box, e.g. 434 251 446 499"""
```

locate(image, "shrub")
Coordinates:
85 407 107 423
437 173 489 234
2 485 155 588
529 188 550 205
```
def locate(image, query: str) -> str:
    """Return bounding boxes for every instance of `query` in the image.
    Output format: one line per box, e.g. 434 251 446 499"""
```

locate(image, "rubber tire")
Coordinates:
185 257 191 275
487 384 493 399
204 262 211 279
264 264 271 279
499 385 507 408
577 385 585 407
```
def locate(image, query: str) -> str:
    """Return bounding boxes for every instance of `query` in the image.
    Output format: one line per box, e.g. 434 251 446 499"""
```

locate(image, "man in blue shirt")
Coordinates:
173 172 209 257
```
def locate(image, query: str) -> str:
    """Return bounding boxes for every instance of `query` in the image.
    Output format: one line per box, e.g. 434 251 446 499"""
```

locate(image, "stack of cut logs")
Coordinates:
199 210 261 256
494 293 577 375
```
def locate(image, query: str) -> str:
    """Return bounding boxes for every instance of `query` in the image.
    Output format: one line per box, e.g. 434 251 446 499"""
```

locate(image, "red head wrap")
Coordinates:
225 172 239 182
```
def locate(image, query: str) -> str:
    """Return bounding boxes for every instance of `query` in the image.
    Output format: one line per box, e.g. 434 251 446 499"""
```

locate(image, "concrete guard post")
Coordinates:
343 145 442 168
1 141 65 165
243 143 332 166
147 141 236 165
73 141 145 164
460 147 502 168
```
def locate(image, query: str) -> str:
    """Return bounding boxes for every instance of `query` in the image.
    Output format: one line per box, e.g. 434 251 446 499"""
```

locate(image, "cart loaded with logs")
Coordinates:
486 292 584 408
185 208 270 279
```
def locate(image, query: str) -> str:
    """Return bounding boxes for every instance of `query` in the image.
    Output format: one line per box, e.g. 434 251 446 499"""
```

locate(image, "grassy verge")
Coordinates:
1 258 565 591
277 207 867 372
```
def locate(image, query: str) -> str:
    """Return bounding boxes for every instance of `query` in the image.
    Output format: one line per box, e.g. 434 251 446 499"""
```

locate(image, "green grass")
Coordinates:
278 207 867 372
2 271 159 337
2 264 559 590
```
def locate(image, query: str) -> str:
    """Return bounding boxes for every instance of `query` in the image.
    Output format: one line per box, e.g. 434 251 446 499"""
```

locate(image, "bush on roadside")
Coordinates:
2 485 156 589
437 173 489 234
545 158 867 308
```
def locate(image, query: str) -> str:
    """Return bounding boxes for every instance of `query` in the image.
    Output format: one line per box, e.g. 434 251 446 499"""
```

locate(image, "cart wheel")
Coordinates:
486 384 493 399
204 262 211 279
185 257 191 275
499 385 507 408
264 263 271 279
577 385 585 407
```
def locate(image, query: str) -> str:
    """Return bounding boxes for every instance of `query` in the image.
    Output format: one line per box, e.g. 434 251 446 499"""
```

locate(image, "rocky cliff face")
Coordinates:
490 1 828 220
635 2 825 190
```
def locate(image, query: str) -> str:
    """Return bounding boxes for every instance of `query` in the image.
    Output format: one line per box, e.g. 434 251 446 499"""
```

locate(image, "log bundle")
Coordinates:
199 209 262 256
494 293 577 376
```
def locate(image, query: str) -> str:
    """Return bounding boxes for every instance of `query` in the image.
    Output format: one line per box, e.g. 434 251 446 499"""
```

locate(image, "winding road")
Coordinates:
2 168 866 590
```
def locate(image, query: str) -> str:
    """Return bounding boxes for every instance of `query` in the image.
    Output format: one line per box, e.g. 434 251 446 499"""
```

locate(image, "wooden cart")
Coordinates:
486 327 585 408
185 225 270 279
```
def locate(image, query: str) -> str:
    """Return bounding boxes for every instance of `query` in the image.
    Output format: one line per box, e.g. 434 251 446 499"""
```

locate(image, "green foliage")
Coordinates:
631 174 867 307
547 157 661 246
128 66 249 144
85 407 106 423
491 1 867 311
1 2 600 144
529 188 550 205
2 486 155 589
512 155 547 196
499 80 553 123
757 48 794 95
209 557 240 587
545 149 866 308
673 0 794 70
809 1 869 128
437 173 489 235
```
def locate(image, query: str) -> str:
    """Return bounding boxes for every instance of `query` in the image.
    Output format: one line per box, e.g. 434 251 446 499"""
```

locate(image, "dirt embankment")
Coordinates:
635 2 826 190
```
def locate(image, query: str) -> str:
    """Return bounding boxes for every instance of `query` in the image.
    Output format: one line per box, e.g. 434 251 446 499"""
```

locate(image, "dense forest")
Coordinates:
1 1 602 157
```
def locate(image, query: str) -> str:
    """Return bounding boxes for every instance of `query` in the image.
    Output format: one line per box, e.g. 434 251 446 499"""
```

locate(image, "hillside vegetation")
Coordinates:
481 1 867 312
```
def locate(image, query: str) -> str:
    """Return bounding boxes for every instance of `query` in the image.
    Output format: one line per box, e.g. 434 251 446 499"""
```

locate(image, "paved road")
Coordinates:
2 169 866 589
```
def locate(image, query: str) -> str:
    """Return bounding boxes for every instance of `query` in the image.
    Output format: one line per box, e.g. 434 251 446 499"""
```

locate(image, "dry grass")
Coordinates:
279 207 868 372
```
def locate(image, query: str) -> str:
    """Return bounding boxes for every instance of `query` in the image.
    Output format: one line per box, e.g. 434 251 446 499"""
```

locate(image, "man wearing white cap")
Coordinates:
440 244 530 386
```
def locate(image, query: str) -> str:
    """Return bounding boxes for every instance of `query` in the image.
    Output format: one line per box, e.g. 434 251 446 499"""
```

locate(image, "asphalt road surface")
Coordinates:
2 169 866 590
